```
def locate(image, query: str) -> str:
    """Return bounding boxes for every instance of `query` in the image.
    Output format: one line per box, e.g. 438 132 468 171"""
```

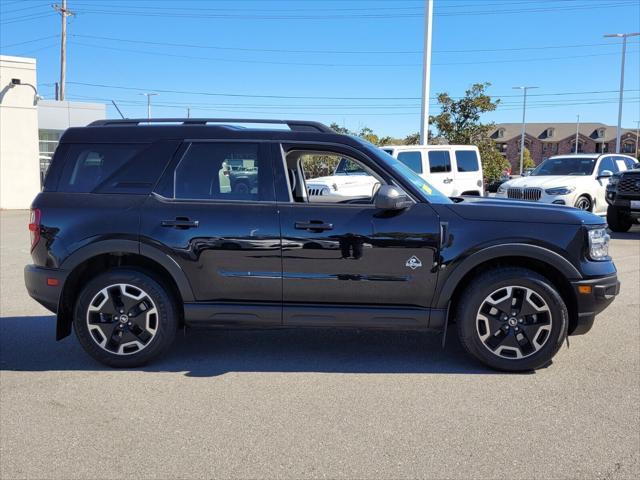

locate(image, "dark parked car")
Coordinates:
486 173 511 193
25 118 620 371
606 162 640 232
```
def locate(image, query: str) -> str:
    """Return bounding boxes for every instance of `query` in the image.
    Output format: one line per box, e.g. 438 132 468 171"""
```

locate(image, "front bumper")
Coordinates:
605 190 640 216
24 264 67 313
569 273 620 335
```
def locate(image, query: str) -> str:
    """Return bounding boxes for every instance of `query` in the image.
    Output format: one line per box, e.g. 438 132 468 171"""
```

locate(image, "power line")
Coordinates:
64 81 640 101
69 40 639 68
0 35 58 49
69 33 640 55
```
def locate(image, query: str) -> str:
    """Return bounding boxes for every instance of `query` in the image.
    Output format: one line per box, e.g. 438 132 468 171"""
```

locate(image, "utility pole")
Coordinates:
575 114 580 153
604 32 640 153
140 93 158 119
635 120 639 158
419 0 434 145
53 1 74 101
187 107 191 118
513 86 538 175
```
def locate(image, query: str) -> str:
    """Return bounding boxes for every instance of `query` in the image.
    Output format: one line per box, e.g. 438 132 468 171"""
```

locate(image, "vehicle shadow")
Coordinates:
0 315 513 376
609 225 640 240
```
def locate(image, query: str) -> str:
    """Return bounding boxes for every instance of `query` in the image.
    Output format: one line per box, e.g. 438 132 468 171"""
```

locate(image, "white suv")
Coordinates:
380 145 484 197
495 153 638 215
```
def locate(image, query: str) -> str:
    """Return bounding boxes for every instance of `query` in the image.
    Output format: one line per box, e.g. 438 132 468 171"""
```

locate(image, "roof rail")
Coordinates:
87 118 335 133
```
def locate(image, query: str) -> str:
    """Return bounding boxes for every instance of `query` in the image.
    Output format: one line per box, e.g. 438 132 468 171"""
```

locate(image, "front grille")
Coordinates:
618 174 640 194
307 187 326 196
507 187 542 201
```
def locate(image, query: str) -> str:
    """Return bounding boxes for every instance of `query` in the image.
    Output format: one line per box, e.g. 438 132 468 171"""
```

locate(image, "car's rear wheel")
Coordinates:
607 205 632 232
74 268 178 367
574 195 592 211
456 267 568 372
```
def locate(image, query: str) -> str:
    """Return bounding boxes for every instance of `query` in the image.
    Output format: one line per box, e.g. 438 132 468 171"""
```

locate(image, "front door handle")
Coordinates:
295 221 334 231
161 218 199 229
443 178 453 184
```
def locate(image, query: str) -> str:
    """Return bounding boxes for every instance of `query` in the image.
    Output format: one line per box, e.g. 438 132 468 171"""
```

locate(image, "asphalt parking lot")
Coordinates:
1 209 639 480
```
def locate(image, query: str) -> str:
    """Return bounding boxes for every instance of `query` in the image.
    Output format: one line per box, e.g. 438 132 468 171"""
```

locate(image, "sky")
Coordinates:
1 0 639 138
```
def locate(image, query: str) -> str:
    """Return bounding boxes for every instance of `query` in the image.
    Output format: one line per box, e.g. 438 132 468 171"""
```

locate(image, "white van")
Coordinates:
381 145 484 197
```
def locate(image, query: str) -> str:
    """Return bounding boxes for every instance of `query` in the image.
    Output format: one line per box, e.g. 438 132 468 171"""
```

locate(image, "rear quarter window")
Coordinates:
455 150 479 172
55 141 179 194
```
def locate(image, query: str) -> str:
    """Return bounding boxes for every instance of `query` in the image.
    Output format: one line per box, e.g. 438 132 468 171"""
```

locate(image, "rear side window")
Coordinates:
58 144 145 193
428 151 452 173
173 142 272 201
397 151 423 174
455 150 479 172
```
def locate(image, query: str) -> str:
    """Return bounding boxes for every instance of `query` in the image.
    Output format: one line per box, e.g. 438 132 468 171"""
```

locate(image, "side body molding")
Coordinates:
433 243 583 310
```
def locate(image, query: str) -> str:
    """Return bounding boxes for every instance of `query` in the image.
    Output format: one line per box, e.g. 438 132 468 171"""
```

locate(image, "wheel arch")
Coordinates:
56 241 193 340
436 244 581 335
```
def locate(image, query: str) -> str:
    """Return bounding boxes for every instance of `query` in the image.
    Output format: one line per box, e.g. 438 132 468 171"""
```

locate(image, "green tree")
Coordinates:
478 141 511 182
403 132 421 145
430 82 499 144
522 147 535 170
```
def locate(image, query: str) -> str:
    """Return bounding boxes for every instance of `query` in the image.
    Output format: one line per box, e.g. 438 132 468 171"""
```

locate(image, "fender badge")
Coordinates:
406 256 422 270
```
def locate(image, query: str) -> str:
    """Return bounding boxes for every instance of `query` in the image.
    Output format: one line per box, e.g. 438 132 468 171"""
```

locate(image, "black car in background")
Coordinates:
25 119 619 371
606 162 640 232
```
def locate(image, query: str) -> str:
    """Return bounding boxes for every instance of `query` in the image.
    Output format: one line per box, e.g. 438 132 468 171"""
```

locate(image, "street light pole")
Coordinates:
513 86 538 174
635 120 639 159
575 114 580 154
604 32 640 153
419 0 434 145
140 93 158 120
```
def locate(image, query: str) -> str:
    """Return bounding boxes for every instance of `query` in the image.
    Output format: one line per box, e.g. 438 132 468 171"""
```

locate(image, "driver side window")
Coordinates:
285 150 383 204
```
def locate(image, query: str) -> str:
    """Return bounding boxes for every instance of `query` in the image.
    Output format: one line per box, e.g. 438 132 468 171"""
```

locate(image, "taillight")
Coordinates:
28 208 41 251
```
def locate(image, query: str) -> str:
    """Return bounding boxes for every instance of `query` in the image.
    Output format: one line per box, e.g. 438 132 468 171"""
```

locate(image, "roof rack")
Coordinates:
87 118 335 133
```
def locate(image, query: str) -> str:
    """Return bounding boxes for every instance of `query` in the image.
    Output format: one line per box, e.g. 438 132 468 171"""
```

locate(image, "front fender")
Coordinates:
432 243 582 310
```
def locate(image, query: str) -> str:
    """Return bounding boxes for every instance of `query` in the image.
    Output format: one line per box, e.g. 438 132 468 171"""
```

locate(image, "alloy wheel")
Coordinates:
575 197 591 210
86 283 159 355
476 286 552 360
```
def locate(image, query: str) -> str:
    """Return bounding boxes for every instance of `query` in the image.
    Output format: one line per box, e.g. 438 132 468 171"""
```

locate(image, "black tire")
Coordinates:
456 267 568 372
574 195 592 211
607 205 632 232
73 268 178 368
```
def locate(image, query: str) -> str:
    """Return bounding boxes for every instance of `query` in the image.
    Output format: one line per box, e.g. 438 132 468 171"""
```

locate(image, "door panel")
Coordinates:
424 150 456 196
140 140 282 325
280 203 440 312
141 195 282 304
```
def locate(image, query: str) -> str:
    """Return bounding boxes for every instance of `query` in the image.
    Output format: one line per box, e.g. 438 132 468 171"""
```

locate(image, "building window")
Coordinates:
552 143 558 154
38 129 63 185
546 128 554 138
497 128 505 138
597 128 605 138
571 140 585 153
622 140 635 154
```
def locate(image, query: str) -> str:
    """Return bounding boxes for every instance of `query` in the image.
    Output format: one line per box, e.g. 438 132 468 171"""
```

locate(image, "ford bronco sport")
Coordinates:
25 119 620 371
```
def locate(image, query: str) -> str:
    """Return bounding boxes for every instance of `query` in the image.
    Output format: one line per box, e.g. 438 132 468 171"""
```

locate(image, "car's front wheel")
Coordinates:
456 267 568 372
607 205 632 232
74 268 178 367
574 195 592 211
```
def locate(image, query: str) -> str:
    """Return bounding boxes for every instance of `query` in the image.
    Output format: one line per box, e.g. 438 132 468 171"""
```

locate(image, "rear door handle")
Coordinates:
161 218 199 229
295 221 334 231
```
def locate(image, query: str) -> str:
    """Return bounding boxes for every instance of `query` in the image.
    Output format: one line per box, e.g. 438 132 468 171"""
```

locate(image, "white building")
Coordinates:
0 55 106 210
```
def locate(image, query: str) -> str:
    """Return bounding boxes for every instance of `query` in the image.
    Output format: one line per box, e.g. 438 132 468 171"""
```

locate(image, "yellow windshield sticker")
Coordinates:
422 184 432 195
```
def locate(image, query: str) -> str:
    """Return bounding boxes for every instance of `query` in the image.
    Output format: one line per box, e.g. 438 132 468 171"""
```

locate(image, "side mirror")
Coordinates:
598 170 613 178
374 185 413 210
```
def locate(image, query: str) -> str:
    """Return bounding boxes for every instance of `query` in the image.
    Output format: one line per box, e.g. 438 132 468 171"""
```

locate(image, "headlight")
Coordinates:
497 184 507 194
545 186 575 195
587 227 610 260
608 176 620 186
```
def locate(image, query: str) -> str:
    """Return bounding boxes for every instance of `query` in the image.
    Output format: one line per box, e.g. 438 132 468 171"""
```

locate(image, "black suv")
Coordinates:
25 119 620 371
606 162 640 232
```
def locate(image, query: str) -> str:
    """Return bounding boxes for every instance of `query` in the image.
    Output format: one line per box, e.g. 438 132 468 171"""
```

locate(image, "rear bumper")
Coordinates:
569 273 620 335
24 265 66 313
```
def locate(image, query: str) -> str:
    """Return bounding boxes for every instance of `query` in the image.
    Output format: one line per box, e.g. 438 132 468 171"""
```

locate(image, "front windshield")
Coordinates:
357 140 452 204
531 157 596 176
